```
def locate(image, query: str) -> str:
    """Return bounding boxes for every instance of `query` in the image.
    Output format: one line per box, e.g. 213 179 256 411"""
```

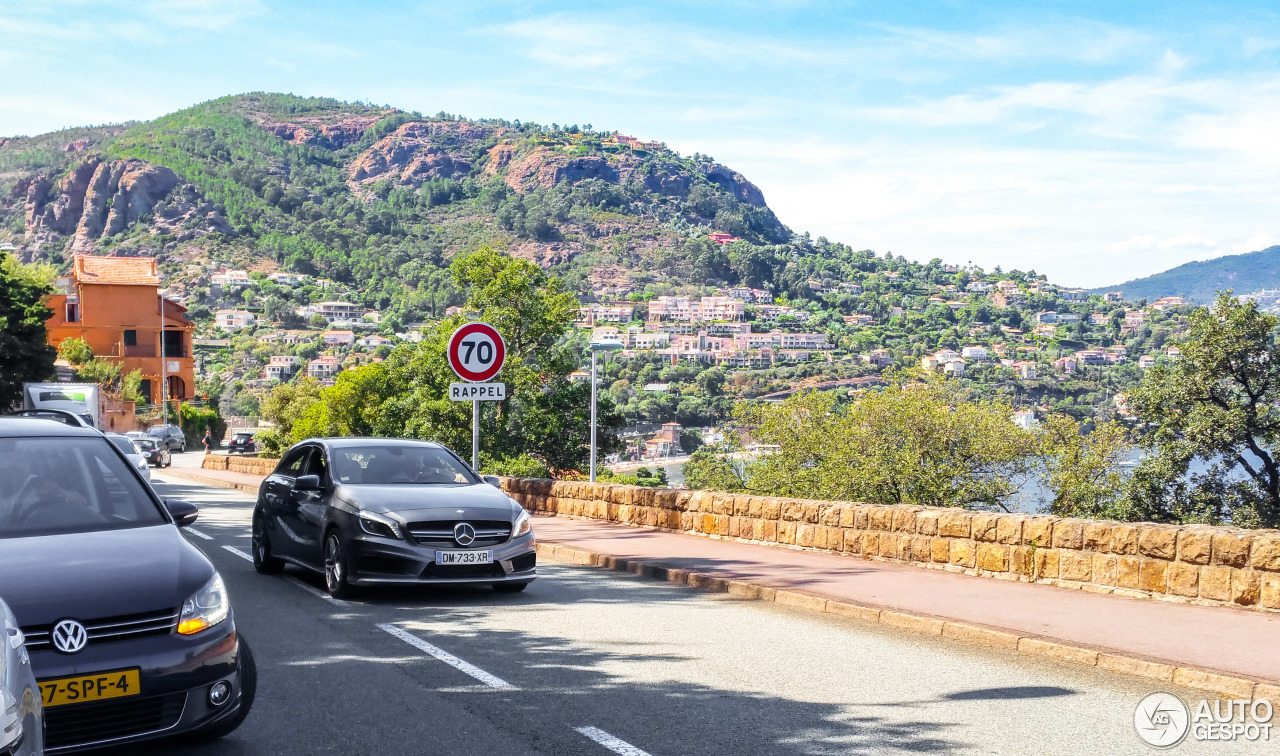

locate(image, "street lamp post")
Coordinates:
159 293 168 425
588 339 623 482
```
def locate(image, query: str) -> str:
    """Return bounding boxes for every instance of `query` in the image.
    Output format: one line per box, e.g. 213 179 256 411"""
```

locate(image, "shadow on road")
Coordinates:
97 565 999 756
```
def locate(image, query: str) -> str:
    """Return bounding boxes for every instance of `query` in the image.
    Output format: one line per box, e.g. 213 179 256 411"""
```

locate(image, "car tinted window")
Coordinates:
331 445 477 485
0 437 166 538
278 448 309 476
108 436 138 454
135 438 158 451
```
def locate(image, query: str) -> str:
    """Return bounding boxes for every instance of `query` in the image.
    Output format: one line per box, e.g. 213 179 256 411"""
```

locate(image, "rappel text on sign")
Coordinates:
449 382 506 401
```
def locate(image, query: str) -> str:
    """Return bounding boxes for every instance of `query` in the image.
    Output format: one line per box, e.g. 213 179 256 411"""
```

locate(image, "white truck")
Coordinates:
21 382 100 429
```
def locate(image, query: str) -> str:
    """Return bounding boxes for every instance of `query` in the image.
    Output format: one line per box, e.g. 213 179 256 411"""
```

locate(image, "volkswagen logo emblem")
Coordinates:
453 522 476 546
51 619 88 654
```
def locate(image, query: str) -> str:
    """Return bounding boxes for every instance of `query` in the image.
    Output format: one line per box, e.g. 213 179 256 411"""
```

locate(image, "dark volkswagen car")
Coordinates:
0 419 255 753
252 438 536 597
227 432 256 455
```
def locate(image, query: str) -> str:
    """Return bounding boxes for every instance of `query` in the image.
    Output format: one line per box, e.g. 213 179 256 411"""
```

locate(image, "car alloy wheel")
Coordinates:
252 514 284 574
324 531 354 598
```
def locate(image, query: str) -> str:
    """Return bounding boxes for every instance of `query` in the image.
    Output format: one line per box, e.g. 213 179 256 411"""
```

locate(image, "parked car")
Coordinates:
133 437 172 468
5 409 92 429
106 433 150 483
227 432 256 455
0 418 256 752
252 438 536 598
146 424 186 453
1 596 42 756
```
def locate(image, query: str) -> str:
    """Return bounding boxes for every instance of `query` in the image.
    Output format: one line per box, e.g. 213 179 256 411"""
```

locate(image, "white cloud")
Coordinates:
142 0 263 31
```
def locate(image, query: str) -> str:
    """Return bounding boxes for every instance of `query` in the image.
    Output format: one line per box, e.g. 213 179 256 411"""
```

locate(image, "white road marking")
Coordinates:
575 726 655 756
222 545 254 562
286 576 351 608
184 527 213 540
377 623 516 690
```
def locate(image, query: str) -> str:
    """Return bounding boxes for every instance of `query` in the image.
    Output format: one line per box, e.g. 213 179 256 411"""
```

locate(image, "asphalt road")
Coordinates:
101 470 1270 756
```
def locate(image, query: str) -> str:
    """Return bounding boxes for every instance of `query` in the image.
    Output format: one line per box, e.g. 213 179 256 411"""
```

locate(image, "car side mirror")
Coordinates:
295 474 322 492
483 475 502 488
164 499 199 528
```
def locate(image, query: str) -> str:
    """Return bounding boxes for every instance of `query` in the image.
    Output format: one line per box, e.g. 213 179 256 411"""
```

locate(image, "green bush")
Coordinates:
482 454 552 479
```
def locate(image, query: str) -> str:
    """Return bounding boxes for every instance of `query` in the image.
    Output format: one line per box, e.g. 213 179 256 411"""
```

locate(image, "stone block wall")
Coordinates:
501 478 1280 613
201 454 280 476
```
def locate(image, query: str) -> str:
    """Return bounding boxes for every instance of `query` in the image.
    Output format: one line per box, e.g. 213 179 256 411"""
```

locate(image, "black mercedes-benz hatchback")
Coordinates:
253 438 536 597
0 418 256 753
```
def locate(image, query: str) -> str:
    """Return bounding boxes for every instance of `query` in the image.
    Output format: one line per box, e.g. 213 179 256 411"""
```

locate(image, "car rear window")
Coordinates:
331 445 477 485
134 438 158 451
108 436 138 455
0 437 167 538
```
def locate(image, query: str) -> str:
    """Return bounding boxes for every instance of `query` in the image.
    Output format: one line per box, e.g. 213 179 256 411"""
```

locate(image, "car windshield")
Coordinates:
331 445 478 485
0 436 166 538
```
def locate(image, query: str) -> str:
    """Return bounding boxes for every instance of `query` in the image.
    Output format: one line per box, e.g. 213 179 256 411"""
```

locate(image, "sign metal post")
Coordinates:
446 322 507 473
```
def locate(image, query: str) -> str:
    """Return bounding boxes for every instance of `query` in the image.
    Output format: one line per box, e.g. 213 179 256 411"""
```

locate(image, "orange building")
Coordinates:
45 255 195 404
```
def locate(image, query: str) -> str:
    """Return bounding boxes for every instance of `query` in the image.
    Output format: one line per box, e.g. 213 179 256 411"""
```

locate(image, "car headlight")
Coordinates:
0 688 21 754
357 510 403 539
513 508 532 537
177 573 230 635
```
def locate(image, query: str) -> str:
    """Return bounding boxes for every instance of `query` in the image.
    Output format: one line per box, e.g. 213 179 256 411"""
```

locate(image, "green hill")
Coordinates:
1094 246 1280 303
1 93 799 318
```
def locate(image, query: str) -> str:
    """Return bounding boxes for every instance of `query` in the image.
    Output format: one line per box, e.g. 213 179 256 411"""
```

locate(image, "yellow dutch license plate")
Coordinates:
39 668 141 707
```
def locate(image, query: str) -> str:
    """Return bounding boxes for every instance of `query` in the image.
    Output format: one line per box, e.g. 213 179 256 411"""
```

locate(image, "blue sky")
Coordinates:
3 1 1279 286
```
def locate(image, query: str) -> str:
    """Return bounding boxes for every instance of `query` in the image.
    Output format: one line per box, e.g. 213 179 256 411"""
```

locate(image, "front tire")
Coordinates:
252 513 285 574
324 530 356 598
189 635 257 741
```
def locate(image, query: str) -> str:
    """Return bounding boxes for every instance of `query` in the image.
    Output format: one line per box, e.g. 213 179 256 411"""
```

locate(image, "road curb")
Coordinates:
535 541 1279 705
157 468 261 494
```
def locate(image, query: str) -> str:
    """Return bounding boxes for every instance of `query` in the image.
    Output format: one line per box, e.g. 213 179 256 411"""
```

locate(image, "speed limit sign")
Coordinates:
447 322 506 383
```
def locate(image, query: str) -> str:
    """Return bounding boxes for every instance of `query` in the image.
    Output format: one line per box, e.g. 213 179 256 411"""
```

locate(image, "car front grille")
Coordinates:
44 691 187 751
23 608 179 651
407 519 512 548
419 563 508 580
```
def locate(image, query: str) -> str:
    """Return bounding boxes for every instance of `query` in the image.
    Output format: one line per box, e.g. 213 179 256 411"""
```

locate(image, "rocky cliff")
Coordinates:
18 156 229 252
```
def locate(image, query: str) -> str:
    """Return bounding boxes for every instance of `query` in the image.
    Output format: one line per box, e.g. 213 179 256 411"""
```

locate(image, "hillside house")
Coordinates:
44 255 195 404
356 334 392 348
1051 356 1077 374
299 301 362 324
268 272 307 286
578 304 635 325
862 349 893 368
967 281 993 292
1090 313 1110 326
307 357 341 380
961 346 988 360
943 358 966 378
1151 296 1187 311
1060 289 1090 301
264 355 300 381
322 329 356 346
210 269 252 289
1075 349 1107 366
843 314 875 326
1105 291 1124 303
1013 361 1038 379
1139 355 1156 369
215 309 256 331
1012 410 1037 430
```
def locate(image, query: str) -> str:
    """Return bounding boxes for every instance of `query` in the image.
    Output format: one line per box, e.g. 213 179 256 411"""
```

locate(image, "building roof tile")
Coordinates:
73 255 160 286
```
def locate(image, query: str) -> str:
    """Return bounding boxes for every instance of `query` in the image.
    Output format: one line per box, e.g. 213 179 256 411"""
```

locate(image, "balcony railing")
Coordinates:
124 345 156 358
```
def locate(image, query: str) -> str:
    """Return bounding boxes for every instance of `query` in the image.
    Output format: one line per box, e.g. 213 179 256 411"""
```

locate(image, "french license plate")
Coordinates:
435 550 493 565
39 668 141 707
